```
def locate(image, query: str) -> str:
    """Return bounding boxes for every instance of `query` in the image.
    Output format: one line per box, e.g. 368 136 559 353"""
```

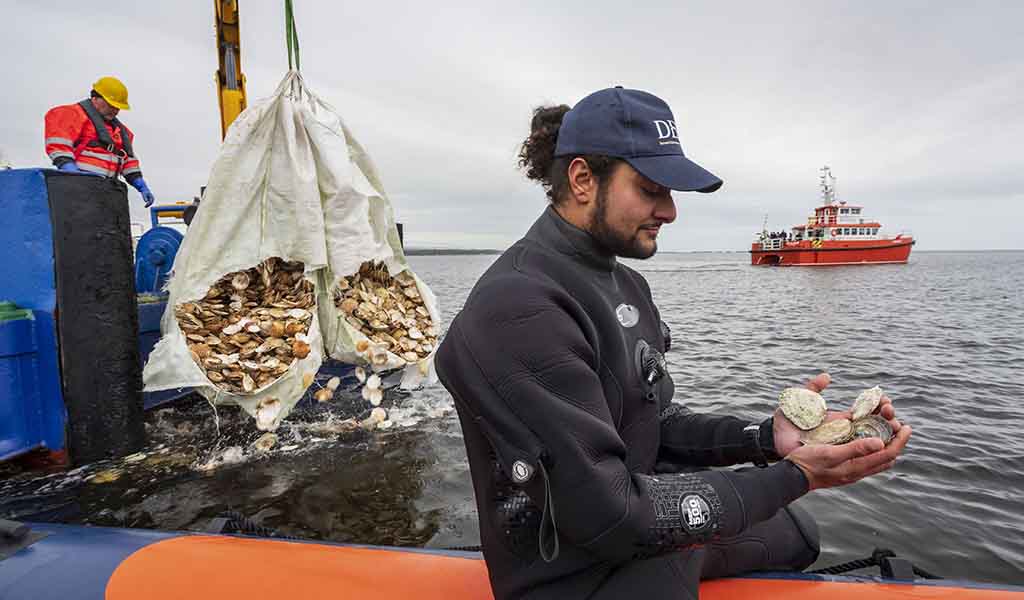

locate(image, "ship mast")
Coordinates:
820 165 837 205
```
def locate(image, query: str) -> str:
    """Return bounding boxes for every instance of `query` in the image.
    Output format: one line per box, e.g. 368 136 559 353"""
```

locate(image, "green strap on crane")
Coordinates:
285 0 301 71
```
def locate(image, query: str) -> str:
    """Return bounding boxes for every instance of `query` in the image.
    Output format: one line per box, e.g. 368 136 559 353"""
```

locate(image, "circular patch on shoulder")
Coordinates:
679 493 711 532
511 460 533 483
615 303 639 328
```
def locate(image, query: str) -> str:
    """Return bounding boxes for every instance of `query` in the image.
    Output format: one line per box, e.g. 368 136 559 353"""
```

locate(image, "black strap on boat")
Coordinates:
808 547 941 580
442 545 483 552
206 510 302 541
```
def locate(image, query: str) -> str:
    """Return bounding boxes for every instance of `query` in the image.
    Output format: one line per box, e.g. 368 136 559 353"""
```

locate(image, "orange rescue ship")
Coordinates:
750 167 914 266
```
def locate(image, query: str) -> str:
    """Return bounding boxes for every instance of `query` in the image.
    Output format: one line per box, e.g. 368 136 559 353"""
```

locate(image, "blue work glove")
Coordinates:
130 177 156 208
57 161 101 176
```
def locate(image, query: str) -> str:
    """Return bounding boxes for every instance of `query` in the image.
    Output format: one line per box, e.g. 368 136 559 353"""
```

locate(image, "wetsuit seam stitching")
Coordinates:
720 472 749 533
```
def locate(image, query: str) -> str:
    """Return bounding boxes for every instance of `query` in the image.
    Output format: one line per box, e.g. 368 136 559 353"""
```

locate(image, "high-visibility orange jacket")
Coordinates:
44 100 142 181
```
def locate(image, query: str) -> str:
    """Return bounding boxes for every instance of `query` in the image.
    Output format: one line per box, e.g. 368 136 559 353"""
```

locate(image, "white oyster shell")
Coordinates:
778 387 827 430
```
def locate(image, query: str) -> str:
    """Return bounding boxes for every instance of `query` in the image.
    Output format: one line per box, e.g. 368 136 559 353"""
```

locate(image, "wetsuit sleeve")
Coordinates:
658 403 780 467
437 277 808 562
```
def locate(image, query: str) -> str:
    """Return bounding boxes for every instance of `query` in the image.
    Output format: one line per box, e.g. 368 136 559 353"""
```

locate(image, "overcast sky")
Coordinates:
3 1 1021 251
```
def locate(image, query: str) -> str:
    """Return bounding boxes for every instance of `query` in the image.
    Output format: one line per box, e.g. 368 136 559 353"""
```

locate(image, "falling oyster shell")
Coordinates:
314 388 333 403
371 351 389 369
355 339 371 353
369 407 387 423
800 418 854 445
361 385 374 402
253 432 277 452
366 374 381 390
851 386 884 421
368 387 383 407
778 387 827 430
354 366 366 383
326 376 341 391
256 397 282 430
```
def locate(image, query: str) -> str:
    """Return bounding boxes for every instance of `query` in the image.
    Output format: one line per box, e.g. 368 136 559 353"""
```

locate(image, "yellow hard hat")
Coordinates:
92 76 130 110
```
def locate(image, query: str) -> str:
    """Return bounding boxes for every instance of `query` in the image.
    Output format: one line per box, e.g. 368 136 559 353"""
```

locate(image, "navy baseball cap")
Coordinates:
554 87 722 193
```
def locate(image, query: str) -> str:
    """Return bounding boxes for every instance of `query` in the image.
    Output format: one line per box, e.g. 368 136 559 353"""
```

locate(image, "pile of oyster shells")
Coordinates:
333 261 437 364
779 385 894 445
175 257 315 394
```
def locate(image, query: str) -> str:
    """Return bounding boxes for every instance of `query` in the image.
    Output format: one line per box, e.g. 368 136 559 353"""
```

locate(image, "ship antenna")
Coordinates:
820 165 836 204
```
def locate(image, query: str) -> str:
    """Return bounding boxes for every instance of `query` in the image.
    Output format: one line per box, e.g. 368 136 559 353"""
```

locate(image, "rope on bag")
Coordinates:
285 0 301 72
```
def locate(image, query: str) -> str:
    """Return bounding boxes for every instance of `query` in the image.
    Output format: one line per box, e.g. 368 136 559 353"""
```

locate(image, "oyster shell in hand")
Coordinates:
778 387 827 430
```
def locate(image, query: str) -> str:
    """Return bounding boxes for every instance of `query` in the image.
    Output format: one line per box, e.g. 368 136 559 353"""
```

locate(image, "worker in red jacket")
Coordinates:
44 76 156 207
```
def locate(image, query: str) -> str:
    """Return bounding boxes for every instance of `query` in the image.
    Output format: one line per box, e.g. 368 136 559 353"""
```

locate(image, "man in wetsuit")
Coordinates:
435 87 910 600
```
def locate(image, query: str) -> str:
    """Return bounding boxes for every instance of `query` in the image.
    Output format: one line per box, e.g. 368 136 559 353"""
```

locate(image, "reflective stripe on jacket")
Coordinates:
44 101 142 179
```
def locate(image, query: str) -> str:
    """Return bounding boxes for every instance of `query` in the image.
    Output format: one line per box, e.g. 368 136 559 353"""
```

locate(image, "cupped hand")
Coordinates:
773 372 831 456
786 424 912 490
773 373 905 457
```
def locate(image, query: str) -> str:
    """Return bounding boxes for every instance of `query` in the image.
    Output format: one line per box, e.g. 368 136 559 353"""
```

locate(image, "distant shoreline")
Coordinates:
403 248 1023 255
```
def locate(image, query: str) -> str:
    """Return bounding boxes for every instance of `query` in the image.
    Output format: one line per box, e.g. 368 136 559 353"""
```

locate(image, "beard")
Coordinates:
588 185 657 259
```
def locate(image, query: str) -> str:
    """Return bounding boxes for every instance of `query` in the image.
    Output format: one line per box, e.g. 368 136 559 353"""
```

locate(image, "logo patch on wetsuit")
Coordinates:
679 493 711 532
511 460 533 483
615 303 639 328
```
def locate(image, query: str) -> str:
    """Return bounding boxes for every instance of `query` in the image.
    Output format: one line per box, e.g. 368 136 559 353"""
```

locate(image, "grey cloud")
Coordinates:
2 1 1021 251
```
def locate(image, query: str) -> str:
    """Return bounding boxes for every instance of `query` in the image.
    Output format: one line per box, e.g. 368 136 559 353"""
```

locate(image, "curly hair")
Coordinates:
517 105 619 204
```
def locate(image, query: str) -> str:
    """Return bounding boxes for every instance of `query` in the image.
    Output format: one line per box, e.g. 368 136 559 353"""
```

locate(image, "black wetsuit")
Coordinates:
436 207 819 600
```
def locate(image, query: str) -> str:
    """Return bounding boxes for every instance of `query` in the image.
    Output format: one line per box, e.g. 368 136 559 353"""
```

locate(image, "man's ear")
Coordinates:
566 158 597 206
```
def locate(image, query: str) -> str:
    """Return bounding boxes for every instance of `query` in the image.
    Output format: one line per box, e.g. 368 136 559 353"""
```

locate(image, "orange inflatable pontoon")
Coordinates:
3 523 1021 599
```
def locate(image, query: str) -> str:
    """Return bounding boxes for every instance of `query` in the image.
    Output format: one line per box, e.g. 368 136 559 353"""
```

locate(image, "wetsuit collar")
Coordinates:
526 206 617 272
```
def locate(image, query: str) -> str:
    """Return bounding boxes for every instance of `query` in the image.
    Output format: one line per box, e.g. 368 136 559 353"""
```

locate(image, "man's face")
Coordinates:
92 96 119 121
588 163 677 259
